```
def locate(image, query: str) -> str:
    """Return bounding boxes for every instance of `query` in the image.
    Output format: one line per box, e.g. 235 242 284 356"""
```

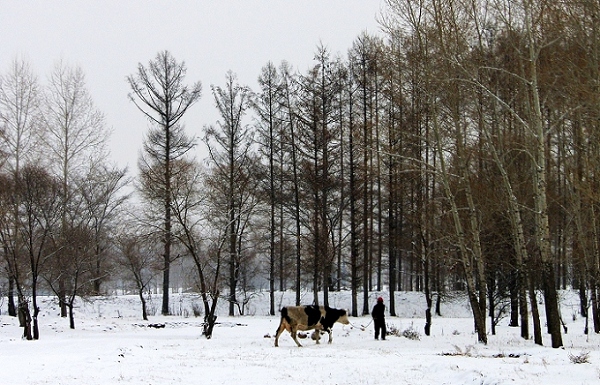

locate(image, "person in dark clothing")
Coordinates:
371 297 386 340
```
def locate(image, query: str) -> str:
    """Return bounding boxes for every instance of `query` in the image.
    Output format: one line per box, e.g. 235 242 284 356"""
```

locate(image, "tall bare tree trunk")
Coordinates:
279 64 302 306
432 107 487 344
128 51 201 316
523 1 562 346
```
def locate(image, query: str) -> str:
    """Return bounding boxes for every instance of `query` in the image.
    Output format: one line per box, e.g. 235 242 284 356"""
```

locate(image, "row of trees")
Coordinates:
3 0 600 347
0 59 128 339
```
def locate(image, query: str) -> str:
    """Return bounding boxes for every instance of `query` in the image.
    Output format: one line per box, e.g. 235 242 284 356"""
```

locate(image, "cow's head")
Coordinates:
337 309 350 325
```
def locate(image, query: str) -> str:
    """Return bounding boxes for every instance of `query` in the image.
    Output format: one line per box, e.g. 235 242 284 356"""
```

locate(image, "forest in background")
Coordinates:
1 0 599 347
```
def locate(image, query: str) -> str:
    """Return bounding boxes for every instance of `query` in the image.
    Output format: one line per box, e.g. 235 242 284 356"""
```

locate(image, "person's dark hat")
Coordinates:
377 297 383 302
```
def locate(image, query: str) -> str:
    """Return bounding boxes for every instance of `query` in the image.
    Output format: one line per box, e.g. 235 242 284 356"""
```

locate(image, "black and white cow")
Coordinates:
274 305 350 347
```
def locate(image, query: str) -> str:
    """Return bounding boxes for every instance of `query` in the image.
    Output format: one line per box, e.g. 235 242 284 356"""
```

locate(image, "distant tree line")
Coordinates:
2 0 599 347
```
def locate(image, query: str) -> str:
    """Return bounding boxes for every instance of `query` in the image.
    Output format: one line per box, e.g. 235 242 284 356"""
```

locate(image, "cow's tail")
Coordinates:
280 307 291 324
276 307 289 334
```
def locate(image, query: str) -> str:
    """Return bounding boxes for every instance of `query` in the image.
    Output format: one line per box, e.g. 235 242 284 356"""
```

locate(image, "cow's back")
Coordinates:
303 305 323 327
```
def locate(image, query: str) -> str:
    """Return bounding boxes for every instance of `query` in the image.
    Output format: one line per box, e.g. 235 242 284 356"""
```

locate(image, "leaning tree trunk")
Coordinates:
432 111 487 344
480 118 531 341
528 273 543 346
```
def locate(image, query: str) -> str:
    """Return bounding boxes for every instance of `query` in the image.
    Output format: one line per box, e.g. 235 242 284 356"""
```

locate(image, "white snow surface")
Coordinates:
1 291 599 384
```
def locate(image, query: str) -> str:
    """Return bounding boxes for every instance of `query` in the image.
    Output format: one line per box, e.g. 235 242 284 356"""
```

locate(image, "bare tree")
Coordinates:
0 166 62 339
42 60 110 317
43 220 96 329
343 57 360 317
294 46 344 307
564 0 600 335
253 62 284 316
0 58 42 317
0 171 32 338
78 163 130 294
168 158 222 337
349 33 385 314
278 62 303 306
0 58 42 169
127 50 202 315
18 165 62 338
203 71 254 317
382 0 490 343
115 231 158 321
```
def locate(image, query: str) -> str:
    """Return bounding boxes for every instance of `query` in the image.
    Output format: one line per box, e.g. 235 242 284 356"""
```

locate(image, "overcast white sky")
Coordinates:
1 1 384 171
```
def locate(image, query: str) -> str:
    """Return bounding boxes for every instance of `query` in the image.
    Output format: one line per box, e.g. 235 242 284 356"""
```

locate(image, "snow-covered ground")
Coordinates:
1 291 599 385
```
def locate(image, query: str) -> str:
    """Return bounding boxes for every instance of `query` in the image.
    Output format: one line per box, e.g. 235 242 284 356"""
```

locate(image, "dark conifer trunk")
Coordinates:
7 277 16 317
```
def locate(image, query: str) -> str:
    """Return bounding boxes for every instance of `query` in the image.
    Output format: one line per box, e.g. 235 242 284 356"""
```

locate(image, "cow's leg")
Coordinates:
291 326 302 347
327 329 333 344
274 321 286 347
310 330 320 344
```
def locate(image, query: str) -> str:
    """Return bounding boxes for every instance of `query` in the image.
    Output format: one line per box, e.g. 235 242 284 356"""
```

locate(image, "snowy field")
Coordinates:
1 291 599 385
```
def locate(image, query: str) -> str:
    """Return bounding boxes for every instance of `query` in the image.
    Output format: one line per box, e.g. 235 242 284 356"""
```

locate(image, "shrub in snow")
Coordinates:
442 345 474 357
386 323 400 337
568 351 590 364
386 323 421 340
402 326 421 341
